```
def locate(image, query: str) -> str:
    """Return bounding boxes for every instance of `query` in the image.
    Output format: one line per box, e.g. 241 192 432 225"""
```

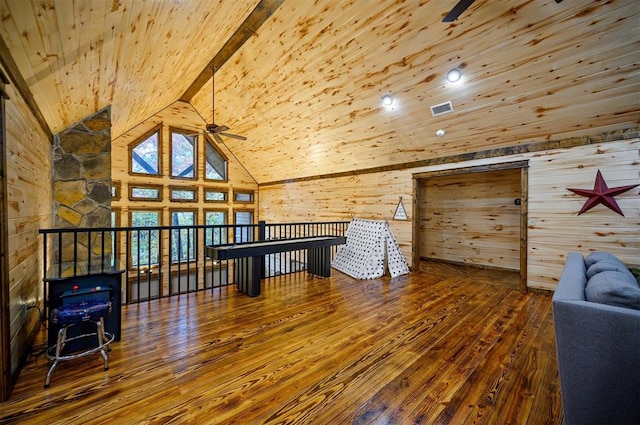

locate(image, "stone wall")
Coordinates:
52 107 112 275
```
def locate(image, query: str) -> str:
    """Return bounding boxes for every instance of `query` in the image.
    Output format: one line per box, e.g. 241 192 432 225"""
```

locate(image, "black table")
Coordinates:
206 236 346 297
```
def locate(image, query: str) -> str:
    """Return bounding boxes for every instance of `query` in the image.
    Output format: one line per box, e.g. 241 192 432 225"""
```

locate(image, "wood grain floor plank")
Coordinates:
0 261 563 424
373 289 527 423
338 282 517 424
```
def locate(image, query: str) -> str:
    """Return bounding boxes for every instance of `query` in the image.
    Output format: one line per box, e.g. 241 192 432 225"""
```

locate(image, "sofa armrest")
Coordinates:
552 252 587 302
552 251 640 424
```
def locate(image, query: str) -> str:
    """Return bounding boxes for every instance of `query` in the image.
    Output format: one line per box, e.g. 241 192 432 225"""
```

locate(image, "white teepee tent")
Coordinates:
332 218 410 279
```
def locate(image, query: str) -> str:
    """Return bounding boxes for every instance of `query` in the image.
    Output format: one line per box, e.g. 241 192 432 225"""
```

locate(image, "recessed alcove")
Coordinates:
413 161 528 290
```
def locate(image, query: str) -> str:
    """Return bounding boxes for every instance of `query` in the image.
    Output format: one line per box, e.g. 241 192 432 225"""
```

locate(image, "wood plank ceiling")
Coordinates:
0 0 638 184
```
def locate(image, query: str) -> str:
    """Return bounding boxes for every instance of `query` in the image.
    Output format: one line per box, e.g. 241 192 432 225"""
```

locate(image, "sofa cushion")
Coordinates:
585 270 640 310
585 251 625 268
586 260 635 280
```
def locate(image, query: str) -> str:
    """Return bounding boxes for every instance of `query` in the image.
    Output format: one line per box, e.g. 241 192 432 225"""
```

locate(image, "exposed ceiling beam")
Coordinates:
442 0 476 22
180 0 285 102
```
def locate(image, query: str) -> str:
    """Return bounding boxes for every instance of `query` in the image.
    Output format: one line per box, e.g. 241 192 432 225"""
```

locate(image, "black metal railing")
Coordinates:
40 221 349 305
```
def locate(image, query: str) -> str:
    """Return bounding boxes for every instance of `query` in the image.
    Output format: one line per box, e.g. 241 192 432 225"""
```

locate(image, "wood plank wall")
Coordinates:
260 136 639 291
259 173 414 262
2 62 52 381
417 169 521 270
527 140 639 290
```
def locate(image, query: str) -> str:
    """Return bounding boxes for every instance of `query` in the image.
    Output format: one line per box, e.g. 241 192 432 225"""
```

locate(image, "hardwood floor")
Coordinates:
1 262 564 424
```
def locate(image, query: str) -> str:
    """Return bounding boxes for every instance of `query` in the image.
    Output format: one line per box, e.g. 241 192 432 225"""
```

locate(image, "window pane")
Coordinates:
111 212 117 267
111 182 120 200
205 190 226 202
172 132 196 178
205 211 227 245
234 211 254 243
131 212 160 266
235 191 253 202
132 132 159 175
131 187 160 199
171 189 196 200
205 140 226 180
171 211 195 262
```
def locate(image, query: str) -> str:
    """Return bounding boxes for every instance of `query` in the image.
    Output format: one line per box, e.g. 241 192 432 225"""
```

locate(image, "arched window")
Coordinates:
129 125 161 176
170 128 197 179
204 136 227 181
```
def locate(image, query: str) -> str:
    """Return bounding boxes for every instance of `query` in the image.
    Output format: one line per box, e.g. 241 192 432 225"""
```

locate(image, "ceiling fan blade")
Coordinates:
220 132 247 141
442 0 476 22
206 123 229 133
212 133 225 145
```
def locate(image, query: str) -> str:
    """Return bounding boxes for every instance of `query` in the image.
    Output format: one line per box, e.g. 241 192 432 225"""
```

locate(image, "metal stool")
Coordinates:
45 300 114 388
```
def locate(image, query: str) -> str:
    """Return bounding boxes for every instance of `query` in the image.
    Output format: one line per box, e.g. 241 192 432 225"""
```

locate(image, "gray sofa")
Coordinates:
552 251 640 425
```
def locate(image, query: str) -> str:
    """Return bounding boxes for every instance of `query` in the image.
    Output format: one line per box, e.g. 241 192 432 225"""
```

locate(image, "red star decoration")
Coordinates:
567 170 639 216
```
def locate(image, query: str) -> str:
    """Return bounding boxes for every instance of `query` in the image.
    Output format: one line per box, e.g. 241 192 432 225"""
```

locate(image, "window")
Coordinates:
205 210 227 245
111 181 121 201
205 136 227 181
111 209 119 227
130 125 161 176
110 208 120 268
171 210 196 262
171 128 197 179
204 189 227 203
130 210 161 267
234 190 254 203
170 187 197 202
234 210 254 243
129 184 163 201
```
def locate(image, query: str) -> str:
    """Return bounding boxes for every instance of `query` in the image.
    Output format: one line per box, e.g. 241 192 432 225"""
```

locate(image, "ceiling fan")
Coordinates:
202 65 247 144
442 0 564 22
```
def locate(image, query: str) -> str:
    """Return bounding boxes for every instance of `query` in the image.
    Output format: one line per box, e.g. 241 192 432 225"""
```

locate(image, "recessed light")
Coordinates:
436 129 445 137
446 68 462 83
381 94 394 106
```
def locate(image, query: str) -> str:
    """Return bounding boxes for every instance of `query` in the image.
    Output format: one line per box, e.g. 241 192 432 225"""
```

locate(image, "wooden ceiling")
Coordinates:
0 0 638 184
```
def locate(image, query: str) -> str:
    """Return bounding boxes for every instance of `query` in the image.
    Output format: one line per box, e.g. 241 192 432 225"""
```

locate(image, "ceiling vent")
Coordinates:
430 101 454 117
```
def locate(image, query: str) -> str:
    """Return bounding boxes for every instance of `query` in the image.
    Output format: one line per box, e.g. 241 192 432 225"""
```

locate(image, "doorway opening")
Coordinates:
412 161 528 291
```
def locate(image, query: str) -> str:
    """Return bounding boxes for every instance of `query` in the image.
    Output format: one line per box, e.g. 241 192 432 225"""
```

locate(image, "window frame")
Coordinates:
169 185 198 203
169 208 198 264
129 184 164 202
111 207 121 227
128 124 163 178
204 188 229 203
128 208 163 269
110 207 121 268
233 208 255 244
169 127 198 181
204 208 228 246
203 135 228 182
111 181 121 201
233 190 255 203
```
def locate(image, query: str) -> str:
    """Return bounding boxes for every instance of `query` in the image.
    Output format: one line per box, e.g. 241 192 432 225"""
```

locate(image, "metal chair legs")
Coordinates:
45 317 114 388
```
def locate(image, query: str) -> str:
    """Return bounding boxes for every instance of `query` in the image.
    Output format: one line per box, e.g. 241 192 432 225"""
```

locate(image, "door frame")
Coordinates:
412 160 529 291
